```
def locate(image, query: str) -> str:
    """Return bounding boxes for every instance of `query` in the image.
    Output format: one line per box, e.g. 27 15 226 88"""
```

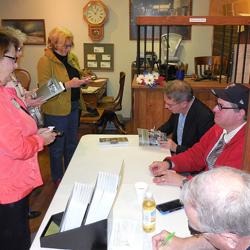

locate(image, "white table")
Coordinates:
31 135 189 250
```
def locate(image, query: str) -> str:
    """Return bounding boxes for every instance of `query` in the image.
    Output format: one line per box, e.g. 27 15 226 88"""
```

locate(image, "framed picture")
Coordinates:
84 43 114 71
129 0 192 40
1 19 46 45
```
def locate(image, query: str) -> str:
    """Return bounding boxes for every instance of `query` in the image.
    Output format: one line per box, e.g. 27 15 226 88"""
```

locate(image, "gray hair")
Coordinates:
0 30 19 57
164 80 193 102
0 26 27 47
180 167 250 236
231 102 247 121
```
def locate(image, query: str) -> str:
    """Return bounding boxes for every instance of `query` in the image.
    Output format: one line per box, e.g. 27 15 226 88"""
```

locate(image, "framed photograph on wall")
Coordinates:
129 0 192 40
1 19 46 45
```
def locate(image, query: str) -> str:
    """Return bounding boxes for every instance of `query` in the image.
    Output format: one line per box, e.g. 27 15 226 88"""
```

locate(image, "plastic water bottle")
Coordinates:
142 191 156 233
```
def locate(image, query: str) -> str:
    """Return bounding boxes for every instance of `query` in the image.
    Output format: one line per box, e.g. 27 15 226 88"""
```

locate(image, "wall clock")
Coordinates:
83 0 109 41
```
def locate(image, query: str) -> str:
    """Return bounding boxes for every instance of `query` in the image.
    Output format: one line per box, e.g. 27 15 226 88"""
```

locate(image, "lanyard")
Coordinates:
12 98 32 117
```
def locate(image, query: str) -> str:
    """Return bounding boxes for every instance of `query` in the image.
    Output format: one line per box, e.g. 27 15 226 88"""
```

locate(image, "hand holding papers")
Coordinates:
81 86 101 94
137 128 167 146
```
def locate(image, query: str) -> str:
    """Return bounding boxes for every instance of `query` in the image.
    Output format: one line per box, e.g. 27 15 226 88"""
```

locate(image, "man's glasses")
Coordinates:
165 101 181 108
188 223 204 235
216 102 239 111
4 55 17 63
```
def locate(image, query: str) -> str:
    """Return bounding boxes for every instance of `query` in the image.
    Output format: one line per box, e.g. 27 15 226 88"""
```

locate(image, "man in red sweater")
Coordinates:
149 83 249 187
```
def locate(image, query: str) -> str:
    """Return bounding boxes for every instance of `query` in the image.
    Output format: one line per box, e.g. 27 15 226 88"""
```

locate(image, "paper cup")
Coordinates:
135 182 148 205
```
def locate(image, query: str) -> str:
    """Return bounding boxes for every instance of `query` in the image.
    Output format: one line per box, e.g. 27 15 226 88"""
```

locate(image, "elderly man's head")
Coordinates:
212 84 249 132
180 167 250 250
163 80 193 114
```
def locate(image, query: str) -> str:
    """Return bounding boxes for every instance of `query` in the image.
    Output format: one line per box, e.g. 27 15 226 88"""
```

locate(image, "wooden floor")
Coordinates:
29 120 134 234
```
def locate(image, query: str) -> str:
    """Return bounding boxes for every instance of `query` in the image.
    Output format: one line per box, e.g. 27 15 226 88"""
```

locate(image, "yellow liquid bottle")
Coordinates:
142 192 156 233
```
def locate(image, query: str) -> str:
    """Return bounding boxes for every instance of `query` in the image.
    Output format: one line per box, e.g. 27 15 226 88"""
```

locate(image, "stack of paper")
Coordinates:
81 86 101 94
60 183 93 232
93 78 106 83
59 166 123 231
109 219 143 250
85 172 120 225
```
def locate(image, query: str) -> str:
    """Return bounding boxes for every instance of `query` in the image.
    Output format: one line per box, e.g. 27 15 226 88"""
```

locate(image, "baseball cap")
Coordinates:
211 83 249 112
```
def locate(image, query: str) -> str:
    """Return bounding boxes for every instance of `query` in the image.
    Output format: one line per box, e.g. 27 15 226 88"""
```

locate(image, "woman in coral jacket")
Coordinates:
0 32 56 250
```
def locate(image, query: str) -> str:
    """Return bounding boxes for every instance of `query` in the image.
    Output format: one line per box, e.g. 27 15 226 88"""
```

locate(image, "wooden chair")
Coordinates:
79 108 104 133
194 56 228 78
98 73 125 105
14 68 31 90
98 72 126 134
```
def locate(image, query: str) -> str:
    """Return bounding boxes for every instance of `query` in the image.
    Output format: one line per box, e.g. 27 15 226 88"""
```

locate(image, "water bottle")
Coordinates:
142 191 156 233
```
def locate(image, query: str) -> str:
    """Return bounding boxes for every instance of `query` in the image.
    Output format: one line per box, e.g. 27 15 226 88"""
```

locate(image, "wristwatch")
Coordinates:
182 178 189 187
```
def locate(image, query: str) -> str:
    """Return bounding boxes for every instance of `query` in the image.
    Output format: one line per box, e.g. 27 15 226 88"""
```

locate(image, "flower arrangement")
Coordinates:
136 71 165 87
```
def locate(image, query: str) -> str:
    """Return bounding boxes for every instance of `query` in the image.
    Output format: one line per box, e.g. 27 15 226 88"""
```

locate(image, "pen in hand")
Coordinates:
160 232 175 246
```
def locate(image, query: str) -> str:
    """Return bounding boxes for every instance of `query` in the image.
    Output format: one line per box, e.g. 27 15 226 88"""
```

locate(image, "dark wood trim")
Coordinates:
136 16 250 26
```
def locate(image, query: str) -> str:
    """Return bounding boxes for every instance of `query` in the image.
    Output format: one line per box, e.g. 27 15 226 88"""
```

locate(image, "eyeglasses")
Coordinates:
17 47 23 52
4 55 17 63
64 44 73 49
216 102 239 111
165 101 182 108
58 44 73 49
188 223 205 235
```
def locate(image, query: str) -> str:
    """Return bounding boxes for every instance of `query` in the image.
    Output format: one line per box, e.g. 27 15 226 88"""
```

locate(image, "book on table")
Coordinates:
99 137 128 146
59 164 124 232
35 78 65 101
137 128 167 146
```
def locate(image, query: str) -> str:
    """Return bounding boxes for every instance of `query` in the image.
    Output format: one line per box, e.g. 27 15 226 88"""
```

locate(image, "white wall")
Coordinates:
0 0 211 118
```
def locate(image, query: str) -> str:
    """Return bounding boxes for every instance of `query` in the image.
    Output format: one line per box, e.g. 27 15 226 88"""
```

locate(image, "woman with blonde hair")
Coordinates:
37 27 90 185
